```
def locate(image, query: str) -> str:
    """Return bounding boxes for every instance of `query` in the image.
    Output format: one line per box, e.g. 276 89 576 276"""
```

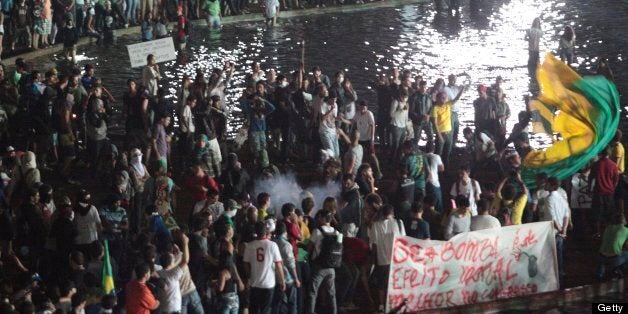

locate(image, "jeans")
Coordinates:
413 120 433 147
426 182 443 213
555 234 565 278
320 130 339 158
451 111 459 148
216 292 239 314
272 283 297 314
296 261 310 314
596 252 628 279
250 287 274 314
250 131 266 156
307 267 336 314
435 131 453 167
75 4 85 34
126 0 138 24
181 290 205 314
390 125 406 160
335 262 359 308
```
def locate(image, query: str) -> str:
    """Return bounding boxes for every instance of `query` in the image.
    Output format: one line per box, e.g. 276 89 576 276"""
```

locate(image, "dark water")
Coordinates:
32 0 628 145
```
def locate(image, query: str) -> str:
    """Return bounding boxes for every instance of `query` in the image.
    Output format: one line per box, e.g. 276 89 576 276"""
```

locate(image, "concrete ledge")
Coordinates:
416 279 625 313
6 0 428 67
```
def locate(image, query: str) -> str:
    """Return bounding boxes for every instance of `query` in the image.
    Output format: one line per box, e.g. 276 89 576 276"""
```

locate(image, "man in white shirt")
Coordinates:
542 177 570 278
443 74 469 143
319 92 339 158
425 143 444 213
471 199 501 231
157 232 189 314
244 221 285 314
307 210 340 314
179 95 196 159
142 54 161 97
353 100 383 179
368 205 405 314
389 89 409 161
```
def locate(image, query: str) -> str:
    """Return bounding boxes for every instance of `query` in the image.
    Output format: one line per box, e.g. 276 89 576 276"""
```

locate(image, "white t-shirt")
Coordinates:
389 100 408 128
526 27 543 51
243 239 282 289
344 145 363 176
309 225 339 259
264 0 280 18
180 104 195 133
74 205 101 245
444 85 463 112
533 187 567 222
157 266 184 313
368 218 406 266
426 153 443 187
543 190 570 232
470 215 501 231
450 179 482 216
475 132 496 159
353 111 375 142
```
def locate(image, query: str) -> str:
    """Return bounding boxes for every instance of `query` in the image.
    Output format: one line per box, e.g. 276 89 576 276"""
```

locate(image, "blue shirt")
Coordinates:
239 99 275 132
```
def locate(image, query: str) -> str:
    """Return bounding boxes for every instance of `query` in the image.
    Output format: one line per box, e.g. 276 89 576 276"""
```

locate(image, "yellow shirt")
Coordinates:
611 143 625 173
495 192 528 225
431 102 452 133
298 220 311 240
258 208 268 221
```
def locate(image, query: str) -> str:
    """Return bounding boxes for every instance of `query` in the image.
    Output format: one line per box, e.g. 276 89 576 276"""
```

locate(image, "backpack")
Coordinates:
315 227 343 268
497 200 513 226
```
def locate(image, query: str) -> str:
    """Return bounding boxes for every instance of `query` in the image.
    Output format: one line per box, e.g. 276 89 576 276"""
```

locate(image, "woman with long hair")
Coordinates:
558 25 576 64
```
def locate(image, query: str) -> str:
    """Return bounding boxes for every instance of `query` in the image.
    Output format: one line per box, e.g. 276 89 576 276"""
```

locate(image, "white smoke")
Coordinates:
252 172 341 219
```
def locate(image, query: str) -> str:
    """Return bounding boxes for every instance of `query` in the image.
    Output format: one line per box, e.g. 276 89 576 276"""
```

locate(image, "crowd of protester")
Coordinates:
0 12 624 314
0 0 381 61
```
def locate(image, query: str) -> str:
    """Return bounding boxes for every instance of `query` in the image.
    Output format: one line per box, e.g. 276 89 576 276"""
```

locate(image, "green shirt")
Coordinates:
204 0 220 16
403 152 427 190
599 224 628 256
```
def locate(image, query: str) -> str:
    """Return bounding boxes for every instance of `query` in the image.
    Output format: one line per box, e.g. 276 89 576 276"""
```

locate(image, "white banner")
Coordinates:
387 222 559 312
127 37 177 68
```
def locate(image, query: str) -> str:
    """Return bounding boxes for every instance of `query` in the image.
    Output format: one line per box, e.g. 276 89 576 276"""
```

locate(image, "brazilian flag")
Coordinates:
102 240 115 296
523 54 620 186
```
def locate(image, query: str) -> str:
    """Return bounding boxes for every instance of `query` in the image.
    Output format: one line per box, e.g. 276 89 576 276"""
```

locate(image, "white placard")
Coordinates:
127 37 177 68
387 222 559 312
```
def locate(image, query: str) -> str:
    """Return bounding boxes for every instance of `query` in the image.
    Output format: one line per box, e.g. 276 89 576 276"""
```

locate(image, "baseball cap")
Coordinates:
5 146 14 152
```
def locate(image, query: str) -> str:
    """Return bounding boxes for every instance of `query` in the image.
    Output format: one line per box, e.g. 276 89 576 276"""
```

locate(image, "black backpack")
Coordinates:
316 227 343 268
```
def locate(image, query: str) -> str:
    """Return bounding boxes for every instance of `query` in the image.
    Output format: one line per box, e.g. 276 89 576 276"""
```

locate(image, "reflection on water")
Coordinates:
33 0 627 146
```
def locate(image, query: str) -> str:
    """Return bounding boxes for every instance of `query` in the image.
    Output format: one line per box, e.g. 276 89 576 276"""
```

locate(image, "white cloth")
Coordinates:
74 205 101 245
426 153 443 187
309 225 338 259
344 145 363 176
475 132 497 160
157 266 184 313
353 111 375 142
450 179 482 216
470 215 501 231
389 100 408 128
193 200 224 217
243 239 282 289
367 218 405 266
536 188 568 223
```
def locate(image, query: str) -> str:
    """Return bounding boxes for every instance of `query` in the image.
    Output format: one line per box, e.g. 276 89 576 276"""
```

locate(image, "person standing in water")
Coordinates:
525 17 543 79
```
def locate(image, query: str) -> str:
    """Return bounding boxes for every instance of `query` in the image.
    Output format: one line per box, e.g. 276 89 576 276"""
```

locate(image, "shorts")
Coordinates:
206 14 221 29
371 264 390 290
359 140 375 154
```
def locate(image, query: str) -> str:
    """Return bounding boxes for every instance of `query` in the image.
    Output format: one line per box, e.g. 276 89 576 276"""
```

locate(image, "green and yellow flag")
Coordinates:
102 240 115 295
523 54 621 185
